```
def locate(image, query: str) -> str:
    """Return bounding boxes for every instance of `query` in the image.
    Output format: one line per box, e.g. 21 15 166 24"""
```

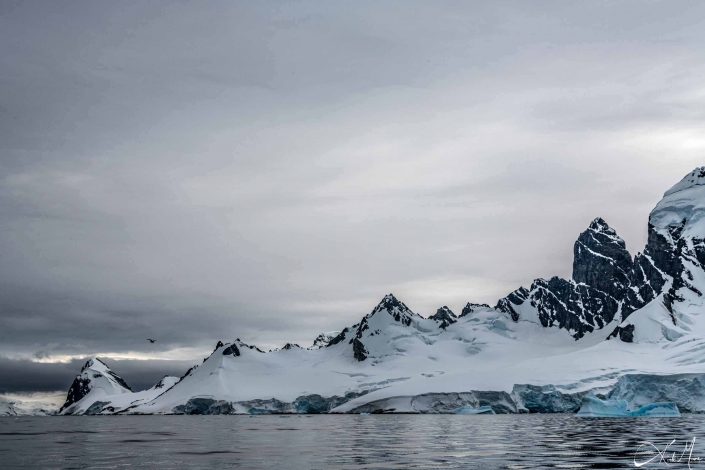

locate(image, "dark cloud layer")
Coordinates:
0 356 194 393
1 1 705 391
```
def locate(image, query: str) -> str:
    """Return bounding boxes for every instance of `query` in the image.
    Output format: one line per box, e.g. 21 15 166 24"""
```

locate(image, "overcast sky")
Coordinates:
2 1 705 392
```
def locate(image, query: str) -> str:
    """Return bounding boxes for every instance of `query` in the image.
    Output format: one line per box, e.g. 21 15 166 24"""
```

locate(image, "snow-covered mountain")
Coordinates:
60 358 179 415
59 167 705 415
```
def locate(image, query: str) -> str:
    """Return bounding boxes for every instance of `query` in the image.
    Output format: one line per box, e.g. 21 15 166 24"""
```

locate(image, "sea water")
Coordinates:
1 414 704 469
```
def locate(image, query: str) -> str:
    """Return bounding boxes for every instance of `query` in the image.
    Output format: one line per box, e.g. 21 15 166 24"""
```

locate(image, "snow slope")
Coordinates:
58 167 705 415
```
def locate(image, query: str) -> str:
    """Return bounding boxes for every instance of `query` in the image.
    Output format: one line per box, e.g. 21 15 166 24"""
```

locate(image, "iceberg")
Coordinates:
577 396 680 417
608 373 705 413
453 405 495 415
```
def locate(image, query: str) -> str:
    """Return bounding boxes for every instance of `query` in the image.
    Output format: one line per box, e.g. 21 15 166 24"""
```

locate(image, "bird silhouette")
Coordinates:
146 338 157 344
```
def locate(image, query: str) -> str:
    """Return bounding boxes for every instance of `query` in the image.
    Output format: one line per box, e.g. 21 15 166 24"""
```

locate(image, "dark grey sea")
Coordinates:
1 414 703 469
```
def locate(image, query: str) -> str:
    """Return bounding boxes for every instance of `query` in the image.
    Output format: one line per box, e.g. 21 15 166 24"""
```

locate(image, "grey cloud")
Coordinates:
1 1 705 377
0 356 194 393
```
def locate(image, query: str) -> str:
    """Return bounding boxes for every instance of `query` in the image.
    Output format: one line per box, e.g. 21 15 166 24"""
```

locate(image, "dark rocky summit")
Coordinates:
497 218 635 339
495 167 705 341
459 302 490 318
311 332 339 349
572 217 633 296
222 343 240 356
495 287 529 322
327 293 419 361
429 306 457 328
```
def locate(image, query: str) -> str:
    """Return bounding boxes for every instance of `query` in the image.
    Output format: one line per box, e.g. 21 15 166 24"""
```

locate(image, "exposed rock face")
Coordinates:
529 277 619 337
495 287 529 321
459 302 490 318
429 306 457 328
222 344 240 356
326 327 350 347
365 293 416 326
351 338 368 361
573 217 633 297
496 218 646 339
60 377 92 413
613 168 705 339
219 339 264 357
646 169 705 313
311 332 339 349
494 176 705 339
496 276 621 339
607 323 635 342
327 293 420 361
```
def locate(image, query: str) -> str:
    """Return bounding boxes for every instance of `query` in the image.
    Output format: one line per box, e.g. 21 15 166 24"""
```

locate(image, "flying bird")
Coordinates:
146 338 157 344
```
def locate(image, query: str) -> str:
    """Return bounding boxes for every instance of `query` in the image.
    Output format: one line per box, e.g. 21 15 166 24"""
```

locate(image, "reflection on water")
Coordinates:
1 414 703 469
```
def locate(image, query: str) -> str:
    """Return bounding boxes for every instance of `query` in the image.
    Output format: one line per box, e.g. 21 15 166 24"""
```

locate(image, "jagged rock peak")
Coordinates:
587 217 623 241
663 166 705 197
346 294 418 362
222 343 240 356
459 302 491 318
81 358 108 373
372 293 411 314
529 277 619 338
221 339 265 356
495 287 529 321
311 332 339 349
282 343 302 350
429 306 457 329
581 217 628 249
573 217 632 295
367 293 417 325
435 305 456 316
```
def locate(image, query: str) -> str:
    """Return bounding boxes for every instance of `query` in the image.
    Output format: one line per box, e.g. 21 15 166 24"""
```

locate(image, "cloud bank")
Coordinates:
1 1 705 389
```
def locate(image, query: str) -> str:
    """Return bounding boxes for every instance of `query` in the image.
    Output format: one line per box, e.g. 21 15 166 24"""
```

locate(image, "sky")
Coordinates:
1 0 705 393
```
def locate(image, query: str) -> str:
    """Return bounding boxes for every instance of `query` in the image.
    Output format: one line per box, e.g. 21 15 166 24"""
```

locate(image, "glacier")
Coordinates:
54 167 705 415
577 396 680 418
0 393 64 416
453 405 495 415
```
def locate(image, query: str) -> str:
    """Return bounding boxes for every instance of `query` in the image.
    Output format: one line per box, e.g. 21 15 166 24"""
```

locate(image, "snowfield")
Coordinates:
57 167 705 415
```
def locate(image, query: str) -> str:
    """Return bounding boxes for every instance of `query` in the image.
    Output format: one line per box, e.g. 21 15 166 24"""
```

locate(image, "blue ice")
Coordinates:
577 396 680 417
453 405 495 415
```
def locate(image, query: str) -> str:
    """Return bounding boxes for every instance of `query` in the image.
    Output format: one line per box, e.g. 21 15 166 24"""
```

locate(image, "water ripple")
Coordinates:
1 414 704 469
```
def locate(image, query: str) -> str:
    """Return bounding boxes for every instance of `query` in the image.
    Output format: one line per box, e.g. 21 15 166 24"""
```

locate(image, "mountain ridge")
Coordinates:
58 167 705 415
